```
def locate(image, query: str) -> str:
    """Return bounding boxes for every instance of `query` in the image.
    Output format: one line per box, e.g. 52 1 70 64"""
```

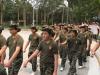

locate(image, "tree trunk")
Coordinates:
23 8 26 27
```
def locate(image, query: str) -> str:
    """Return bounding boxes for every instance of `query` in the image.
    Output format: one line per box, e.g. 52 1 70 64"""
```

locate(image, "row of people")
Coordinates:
0 22 99 75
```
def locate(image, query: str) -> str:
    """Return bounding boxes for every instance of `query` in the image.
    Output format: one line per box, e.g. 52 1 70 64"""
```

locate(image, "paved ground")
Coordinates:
2 30 95 75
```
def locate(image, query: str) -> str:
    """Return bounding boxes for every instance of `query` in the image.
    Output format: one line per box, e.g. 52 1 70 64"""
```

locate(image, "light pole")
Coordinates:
64 0 68 24
0 0 3 25
28 0 38 26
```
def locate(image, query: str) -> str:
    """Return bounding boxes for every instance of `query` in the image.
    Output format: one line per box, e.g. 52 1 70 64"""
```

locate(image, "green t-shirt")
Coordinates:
37 40 58 64
28 34 40 52
7 35 24 59
0 35 6 49
78 32 87 44
0 35 6 62
59 33 66 43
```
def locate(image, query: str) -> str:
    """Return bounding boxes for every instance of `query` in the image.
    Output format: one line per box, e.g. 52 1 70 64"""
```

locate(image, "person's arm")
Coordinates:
22 49 39 67
91 42 99 53
53 54 58 75
0 45 7 57
90 40 100 56
9 46 21 63
23 40 43 67
0 52 6 65
23 41 30 52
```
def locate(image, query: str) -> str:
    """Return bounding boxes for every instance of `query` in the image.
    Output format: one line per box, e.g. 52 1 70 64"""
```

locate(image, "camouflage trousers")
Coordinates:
68 52 78 75
40 63 54 75
0 64 7 75
78 49 87 66
59 45 67 68
28 51 37 72
8 58 23 75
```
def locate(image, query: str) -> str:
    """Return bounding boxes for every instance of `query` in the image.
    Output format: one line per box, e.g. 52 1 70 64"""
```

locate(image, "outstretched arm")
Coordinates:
22 49 39 67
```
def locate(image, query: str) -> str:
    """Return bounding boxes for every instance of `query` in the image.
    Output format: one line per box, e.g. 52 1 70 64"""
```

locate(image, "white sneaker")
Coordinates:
31 72 36 75
60 67 64 71
78 66 83 69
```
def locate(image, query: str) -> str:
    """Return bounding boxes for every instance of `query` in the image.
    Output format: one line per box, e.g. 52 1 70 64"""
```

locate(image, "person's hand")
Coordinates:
90 49 95 57
22 59 29 68
4 60 12 67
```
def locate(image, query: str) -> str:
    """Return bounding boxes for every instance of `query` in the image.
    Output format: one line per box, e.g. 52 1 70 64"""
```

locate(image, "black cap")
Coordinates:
67 26 72 29
9 25 21 32
30 26 37 32
70 30 78 35
42 28 55 37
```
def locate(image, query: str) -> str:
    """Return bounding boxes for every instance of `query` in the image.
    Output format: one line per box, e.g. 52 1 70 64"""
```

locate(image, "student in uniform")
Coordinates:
23 26 40 75
78 26 88 68
67 30 81 75
4 25 24 75
59 27 68 71
23 28 58 75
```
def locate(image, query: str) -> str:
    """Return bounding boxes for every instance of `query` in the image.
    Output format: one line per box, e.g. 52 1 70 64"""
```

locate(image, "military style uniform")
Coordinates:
7 35 24 75
28 33 40 72
37 39 58 75
59 32 68 69
0 64 7 75
67 37 81 75
78 32 87 66
0 35 7 75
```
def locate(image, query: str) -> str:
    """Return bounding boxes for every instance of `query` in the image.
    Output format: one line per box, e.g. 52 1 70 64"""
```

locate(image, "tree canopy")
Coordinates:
0 0 100 26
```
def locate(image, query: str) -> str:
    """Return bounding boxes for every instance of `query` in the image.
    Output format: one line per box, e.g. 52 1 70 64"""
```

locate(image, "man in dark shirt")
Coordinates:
23 28 58 75
67 30 81 75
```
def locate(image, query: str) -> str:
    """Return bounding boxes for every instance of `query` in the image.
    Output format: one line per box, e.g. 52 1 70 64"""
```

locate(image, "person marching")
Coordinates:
4 25 24 75
67 30 81 75
59 27 68 71
78 26 88 68
0 26 7 75
23 26 40 75
22 28 58 75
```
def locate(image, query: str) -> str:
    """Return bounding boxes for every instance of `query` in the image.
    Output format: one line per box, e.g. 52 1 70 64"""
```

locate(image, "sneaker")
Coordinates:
31 72 36 75
60 67 64 71
78 66 83 69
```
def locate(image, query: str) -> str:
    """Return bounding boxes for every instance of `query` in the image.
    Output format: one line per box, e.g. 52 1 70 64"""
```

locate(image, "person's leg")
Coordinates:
68 54 77 75
8 66 12 75
32 57 37 72
28 51 37 72
61 47 67 68
40 64 46 75
68 54 72 65
0 64 7 75
12 58 23 75
78 52 83 66
45 65 54 75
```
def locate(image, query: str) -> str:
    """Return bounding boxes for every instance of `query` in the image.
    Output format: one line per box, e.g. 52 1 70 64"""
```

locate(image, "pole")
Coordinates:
33 7 35 26
67 7 69 25
0 0 3 25
62 7 64 24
